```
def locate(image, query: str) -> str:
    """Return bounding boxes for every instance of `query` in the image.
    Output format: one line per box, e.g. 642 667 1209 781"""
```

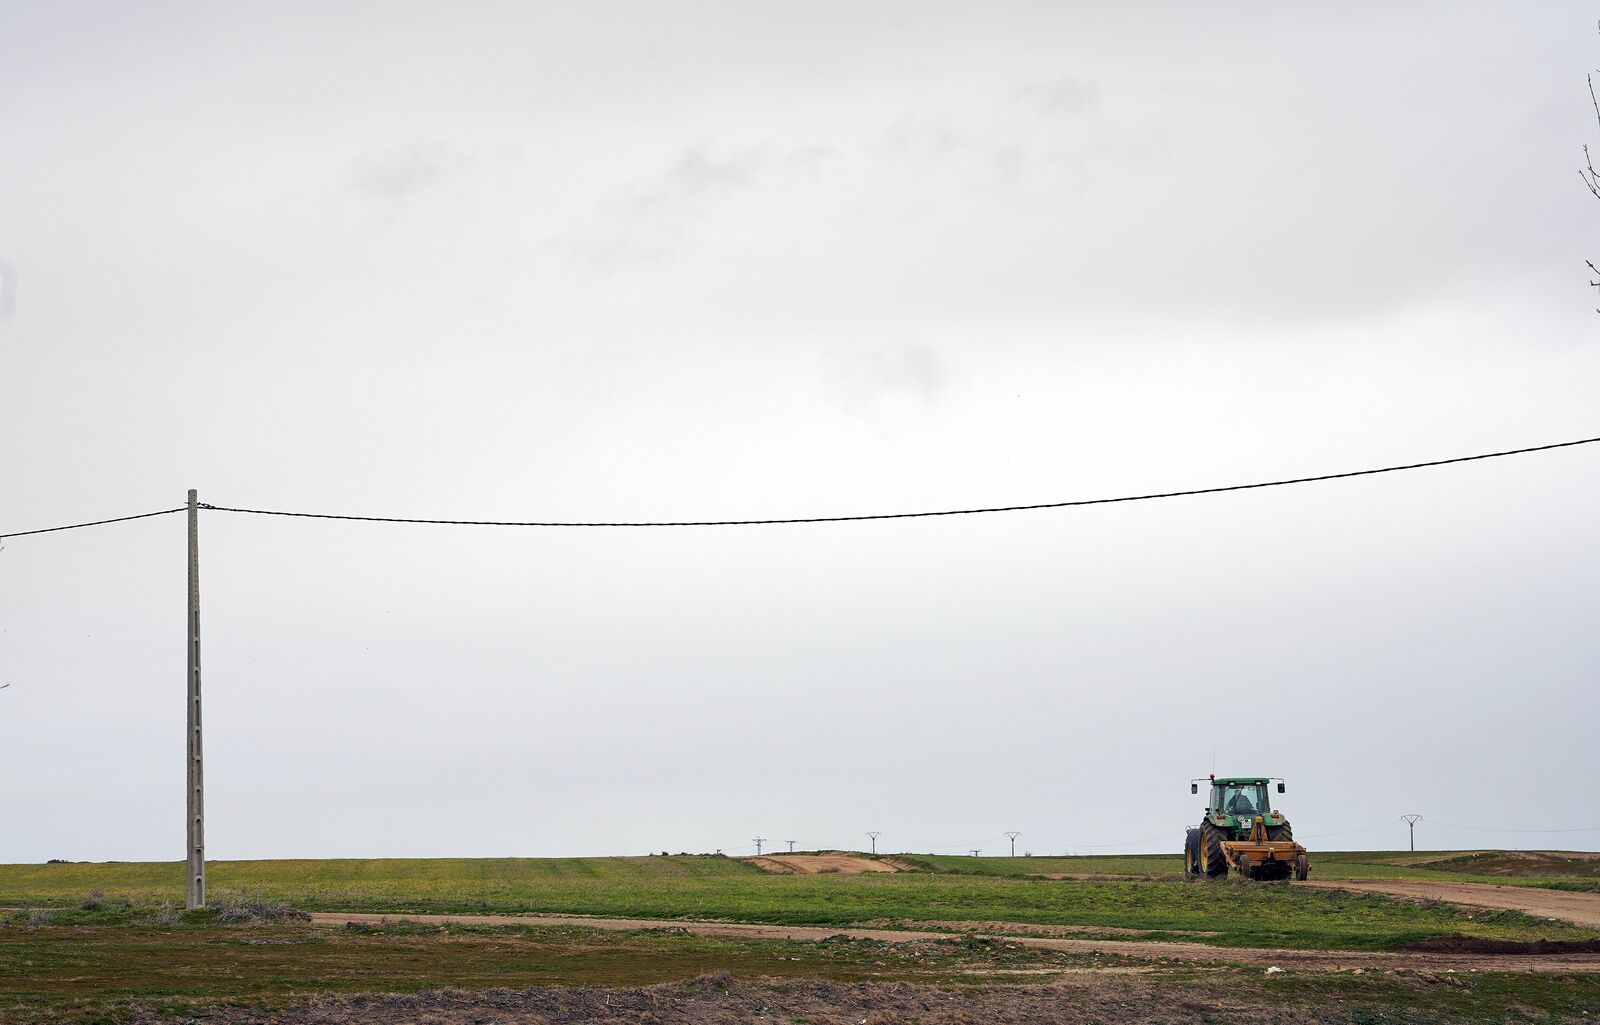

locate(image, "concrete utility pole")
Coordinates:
969 849 981 857
866 831 881 855
1005 831 1021 857
186 489 205 909
786 840 797 853
1402 814 1422 852
753 837 766 856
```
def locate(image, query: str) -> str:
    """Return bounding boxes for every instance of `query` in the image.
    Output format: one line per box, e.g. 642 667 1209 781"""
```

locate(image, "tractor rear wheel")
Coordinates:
1199 821 1228 879
1268 821 1294 843
1184 828 1201 879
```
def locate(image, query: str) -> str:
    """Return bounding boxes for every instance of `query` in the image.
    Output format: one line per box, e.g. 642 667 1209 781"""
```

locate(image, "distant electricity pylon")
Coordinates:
1402 814 1423 852
969 849 981 857
753 837 766 856
866 831 881 855
1005 831 1021 857
786 840 797 853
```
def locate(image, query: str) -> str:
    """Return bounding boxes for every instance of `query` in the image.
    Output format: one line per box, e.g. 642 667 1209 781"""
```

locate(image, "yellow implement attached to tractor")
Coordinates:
1184 775 1310 882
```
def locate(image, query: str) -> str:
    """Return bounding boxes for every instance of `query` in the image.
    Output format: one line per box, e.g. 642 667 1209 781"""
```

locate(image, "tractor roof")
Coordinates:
1212 777 1270 785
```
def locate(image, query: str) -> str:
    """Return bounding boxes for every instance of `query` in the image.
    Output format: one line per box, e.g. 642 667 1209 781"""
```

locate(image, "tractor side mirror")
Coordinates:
1277 782 1286 793
1191 783 1198 794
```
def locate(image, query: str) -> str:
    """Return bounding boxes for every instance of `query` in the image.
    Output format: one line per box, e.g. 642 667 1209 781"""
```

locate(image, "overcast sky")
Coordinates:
1 2 1597 864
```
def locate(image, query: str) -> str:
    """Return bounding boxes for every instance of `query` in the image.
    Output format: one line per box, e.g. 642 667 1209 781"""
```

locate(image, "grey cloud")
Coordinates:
875 77 1105 183
558 142 833 273
830 340 948 412
1015 76 1102 118
348 143 474 201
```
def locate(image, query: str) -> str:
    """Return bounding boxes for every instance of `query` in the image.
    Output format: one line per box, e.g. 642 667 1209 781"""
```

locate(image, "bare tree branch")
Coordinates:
1586 58 1600 309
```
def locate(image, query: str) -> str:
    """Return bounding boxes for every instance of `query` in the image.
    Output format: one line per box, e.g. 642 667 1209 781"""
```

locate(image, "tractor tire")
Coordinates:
1268 821 1294 843
1199 821 1229 879
1295 853 1310 881
1184 828 1201 879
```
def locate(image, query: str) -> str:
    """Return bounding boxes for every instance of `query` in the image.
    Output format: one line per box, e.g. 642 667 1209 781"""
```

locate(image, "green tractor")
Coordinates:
1184 775 1309 881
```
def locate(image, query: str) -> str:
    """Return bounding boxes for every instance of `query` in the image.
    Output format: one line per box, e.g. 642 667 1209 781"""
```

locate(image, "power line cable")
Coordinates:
0 507 185 541
3 434 1596 538
203 434 1600 529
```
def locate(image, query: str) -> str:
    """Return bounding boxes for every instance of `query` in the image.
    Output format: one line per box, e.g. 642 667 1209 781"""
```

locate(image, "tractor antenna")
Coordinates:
1401 814 1422 852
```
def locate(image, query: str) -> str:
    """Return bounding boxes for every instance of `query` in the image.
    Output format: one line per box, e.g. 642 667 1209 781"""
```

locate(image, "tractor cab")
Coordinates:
1204 778 1286 836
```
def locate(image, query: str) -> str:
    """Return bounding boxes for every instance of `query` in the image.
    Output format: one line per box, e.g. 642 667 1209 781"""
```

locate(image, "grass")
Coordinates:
3 914 1091 1023
1 854 1598 1023
0 916 1077 1023
0 854 753 903
1 914 1598 1025
1 856 1595 952
902 849 1600 890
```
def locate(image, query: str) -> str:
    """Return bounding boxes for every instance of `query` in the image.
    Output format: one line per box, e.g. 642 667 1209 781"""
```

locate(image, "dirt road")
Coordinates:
307 911 1600 974
1302 880 1600 928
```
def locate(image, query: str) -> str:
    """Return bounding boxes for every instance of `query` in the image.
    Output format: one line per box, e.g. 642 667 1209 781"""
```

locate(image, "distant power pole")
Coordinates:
786 840 797 853
753 837 766 856
1402 814 1422 852
1005 831 1021 857
186 489 206 910
969 849 981 858
866 831 881 855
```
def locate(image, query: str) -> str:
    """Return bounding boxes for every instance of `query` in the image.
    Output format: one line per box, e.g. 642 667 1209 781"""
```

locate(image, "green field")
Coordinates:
4 914 1597 1025
1 854 1595 952
3 854 1599 1023
904 849 1600 891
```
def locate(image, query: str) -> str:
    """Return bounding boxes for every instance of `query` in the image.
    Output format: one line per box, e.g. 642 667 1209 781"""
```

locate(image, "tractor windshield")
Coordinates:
1215 783 1269 817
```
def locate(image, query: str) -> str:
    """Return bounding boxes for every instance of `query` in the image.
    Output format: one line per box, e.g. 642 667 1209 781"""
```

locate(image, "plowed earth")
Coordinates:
307 912 1600 974
88 973 1518 1025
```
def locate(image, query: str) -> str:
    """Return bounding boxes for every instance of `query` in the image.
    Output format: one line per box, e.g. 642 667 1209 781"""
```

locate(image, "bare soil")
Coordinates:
744 854 903 875
307 912 1600 974
94 973 1469 1025
1301 879 1600 928
857 918 1222 939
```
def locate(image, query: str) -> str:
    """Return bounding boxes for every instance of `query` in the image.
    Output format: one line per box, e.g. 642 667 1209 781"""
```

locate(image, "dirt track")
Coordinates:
307 911 1600 974
1302 879 1600 928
